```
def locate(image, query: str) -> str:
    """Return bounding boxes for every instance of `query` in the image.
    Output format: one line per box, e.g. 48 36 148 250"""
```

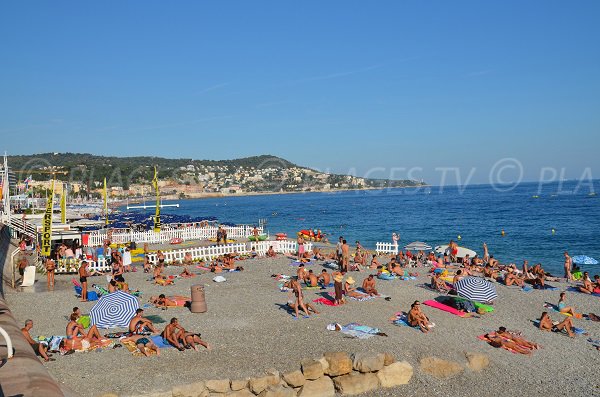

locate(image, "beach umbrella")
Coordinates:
572 255 598 265
434 245 477 258
454 277 498 303
404 241 432 251
90 290 139 329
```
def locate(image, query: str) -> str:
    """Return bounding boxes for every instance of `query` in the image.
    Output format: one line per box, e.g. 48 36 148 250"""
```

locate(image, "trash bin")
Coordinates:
190 284 207 313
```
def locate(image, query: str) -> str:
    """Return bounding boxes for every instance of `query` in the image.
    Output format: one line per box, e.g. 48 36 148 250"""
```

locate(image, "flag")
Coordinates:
103 177 108 225
61 184 66 224
41 179 55 257
152 166 161 232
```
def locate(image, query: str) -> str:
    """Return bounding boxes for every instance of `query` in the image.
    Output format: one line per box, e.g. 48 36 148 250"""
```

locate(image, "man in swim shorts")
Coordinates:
21 319 53 361
78 261 90 302
129 309 158 334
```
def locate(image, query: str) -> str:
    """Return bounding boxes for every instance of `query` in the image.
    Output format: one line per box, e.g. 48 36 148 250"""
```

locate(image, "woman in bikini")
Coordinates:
484 334 532 355
557 292 580 317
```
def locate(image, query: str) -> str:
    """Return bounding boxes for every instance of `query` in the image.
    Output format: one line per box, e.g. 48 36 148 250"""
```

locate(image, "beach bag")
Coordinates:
77 315 91 329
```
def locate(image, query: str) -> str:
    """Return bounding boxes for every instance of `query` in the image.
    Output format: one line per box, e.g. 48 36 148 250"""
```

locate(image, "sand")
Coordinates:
4 256 600 397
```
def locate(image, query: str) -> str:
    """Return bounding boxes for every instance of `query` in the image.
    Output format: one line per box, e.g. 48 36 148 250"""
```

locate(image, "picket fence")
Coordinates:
54 257 112 274
84 225 262 246
147 240 312 264
375 242 399 255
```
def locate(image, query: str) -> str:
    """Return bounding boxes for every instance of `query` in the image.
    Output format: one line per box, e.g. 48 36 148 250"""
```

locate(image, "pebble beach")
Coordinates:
5 254 600 397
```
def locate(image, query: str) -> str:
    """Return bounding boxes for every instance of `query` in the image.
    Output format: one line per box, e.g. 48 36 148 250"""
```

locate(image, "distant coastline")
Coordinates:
110 185 430 207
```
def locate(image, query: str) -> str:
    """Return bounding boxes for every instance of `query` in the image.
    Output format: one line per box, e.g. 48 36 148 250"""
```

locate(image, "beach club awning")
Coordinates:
90 291 139 329
572 255 598 265
404 241 432 251
454 277 498 303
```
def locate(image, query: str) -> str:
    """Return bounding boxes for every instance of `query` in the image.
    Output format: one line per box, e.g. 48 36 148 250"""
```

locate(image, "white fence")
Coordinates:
54 257 112 274
147 240 312 264
84 225 263 246
375 242 399 255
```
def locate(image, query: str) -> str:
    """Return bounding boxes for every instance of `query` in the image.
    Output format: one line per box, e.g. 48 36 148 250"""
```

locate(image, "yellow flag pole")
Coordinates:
152 166 161 232
61 183 66 224
103 177 109 225
41 179 55 257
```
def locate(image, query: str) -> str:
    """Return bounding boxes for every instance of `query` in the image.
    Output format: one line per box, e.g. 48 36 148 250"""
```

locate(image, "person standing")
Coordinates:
45 257 55 288
564 251 572 281
79 260 90 302
297 235 305 261
392 233 399 253
341 239 349 273
336 236 344 264
122 247 132 272
483 242 489 263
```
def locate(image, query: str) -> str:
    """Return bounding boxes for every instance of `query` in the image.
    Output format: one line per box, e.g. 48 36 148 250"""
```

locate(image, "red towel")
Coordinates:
313 297 338 306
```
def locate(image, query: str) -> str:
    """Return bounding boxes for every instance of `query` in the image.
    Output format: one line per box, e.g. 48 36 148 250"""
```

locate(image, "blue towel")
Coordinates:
392 314 419 329
151 335 173 348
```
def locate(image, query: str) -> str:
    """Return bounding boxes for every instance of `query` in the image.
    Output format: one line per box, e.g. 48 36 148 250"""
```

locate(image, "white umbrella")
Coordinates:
404 241 432 251
434 245 477 258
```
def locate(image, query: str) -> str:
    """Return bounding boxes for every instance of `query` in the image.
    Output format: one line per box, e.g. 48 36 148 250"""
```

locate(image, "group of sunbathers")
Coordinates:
483 326 540 354
126 308 209 355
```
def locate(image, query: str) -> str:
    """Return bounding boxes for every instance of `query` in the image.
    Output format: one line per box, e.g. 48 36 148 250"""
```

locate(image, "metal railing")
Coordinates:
0 325 13 360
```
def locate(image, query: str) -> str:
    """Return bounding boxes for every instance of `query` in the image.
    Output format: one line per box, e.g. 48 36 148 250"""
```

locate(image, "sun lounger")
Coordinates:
20 266 36 287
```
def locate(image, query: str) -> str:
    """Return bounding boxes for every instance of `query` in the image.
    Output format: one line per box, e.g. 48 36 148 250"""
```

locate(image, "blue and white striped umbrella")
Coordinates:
454 277 498 303
90 291 139 329
572 255 598 265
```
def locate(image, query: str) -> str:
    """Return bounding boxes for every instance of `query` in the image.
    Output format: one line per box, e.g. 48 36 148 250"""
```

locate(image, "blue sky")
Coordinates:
1 1 599 184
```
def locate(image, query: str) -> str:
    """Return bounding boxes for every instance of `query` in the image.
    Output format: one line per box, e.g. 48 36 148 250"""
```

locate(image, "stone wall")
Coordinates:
99 351 490 397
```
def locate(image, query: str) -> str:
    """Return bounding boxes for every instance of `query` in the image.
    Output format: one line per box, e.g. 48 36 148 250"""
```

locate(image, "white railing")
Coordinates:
375 242 399 255
147 240 312 264
54 258 111 274
0 325 13 360
84 225 263 246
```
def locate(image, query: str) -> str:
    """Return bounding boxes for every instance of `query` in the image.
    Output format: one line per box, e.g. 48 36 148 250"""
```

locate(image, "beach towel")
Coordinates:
313 297 338 306
323 262 340 270
423 300 466 317
303 285 322 290
335 323 384 339
196 265 211 271
391 312 419 329
289 261 314 266
355 288 390 300
534 283 559 291
347 293 376 302
123 341 158 357
105 331 131 339
151 335 173 348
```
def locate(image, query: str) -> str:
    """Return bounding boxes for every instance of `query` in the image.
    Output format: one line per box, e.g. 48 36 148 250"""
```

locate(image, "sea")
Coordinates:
151 180 599 276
